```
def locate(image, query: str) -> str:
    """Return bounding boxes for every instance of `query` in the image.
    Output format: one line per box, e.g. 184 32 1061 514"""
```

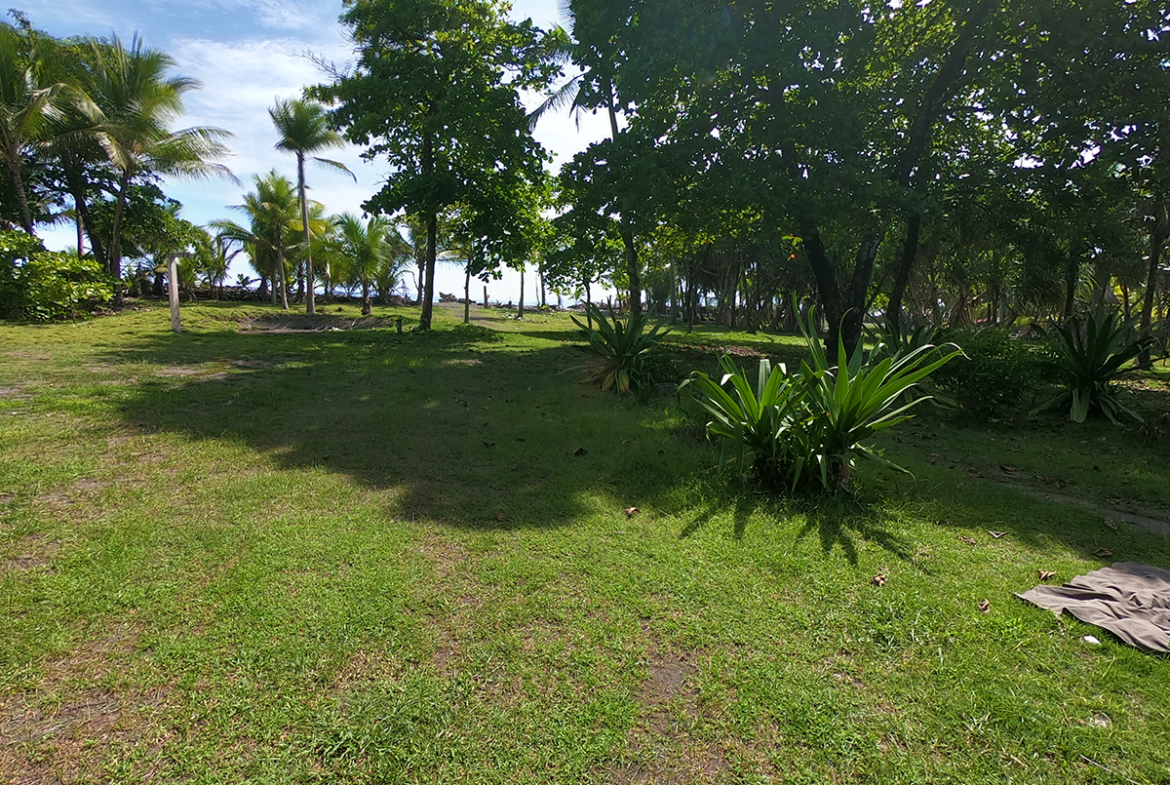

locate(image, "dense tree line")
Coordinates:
3 1 1168 353
0 12 232 302
542 0 1169 359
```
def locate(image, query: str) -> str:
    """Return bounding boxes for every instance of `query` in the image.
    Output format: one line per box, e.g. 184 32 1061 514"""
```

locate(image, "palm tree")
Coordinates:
269 97 353 315
335 213 408 315
87 34 232 286
211 171 299 309
0 22 79 235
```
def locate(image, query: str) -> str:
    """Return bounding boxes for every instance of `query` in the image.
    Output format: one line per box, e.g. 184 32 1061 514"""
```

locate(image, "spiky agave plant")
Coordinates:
682 311 961 490
1033 312 1152 424
571 303 670 394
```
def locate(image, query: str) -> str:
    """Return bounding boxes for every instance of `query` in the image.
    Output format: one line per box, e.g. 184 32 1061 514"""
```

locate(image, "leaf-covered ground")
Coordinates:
1 302 1168 784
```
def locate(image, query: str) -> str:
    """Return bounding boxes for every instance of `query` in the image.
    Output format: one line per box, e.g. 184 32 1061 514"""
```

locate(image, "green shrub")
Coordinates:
0 230 113 322
571 303 671 394
681 312 960 491
931 329 1045 420
1033 312 1151 424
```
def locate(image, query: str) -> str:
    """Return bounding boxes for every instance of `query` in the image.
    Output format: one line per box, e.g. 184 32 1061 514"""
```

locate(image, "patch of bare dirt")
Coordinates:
0 383 34 400
0 534 61 574
0 624 165 785
593 646 728 784
411 532 468 581
238 314 397 333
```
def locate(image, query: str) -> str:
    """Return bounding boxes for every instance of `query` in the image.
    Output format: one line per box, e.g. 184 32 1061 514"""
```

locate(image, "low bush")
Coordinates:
931 329 1046 420
0 230 114 322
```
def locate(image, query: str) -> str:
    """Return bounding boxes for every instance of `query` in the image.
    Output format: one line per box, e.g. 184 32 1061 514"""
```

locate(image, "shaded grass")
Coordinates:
0 302 1168 784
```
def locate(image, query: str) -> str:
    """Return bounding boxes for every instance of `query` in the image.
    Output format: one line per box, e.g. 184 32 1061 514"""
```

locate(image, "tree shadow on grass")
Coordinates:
101 326 702 531
678 476 920 568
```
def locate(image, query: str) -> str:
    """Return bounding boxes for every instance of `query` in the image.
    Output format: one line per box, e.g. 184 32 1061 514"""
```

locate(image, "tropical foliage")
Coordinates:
571 303 670 394
682 314 961 490
1034 312 1153 424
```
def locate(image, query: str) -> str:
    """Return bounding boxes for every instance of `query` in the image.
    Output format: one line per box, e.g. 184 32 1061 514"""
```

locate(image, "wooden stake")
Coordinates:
168 255 181 333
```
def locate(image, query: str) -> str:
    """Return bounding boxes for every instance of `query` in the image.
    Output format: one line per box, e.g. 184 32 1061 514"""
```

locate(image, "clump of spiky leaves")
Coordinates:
1033 312 1152 424
571 303 671 394
682 312 961 491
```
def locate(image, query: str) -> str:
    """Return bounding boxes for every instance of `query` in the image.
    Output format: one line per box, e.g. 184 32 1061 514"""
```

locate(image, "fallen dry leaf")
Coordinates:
967 468 984 478
958 535 978 546
1093 548 1114 558
573 447 587 456
483 441 495 447
1039 570 1056 581
999 465 1017 475
989 531 1007 539
496 512 509 522
1104 517 1118 530
978 599 991 614
623 506 640 518
872 573 887 587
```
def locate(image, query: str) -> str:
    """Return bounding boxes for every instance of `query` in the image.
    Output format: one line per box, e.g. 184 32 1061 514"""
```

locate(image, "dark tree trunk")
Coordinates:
4 147 35 236
298 154 316 315
1138 201 1168 368
887 213 921 334
464 266 471 324
418 134 437 331
361 281 371 315
1063 250 1079 318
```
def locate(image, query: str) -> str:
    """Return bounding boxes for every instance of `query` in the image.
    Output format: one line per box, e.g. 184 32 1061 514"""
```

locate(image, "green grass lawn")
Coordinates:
1 301 1168 784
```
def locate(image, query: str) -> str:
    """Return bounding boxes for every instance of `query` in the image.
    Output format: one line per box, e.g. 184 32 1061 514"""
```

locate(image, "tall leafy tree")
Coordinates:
269 97 353 315
313 0 563 330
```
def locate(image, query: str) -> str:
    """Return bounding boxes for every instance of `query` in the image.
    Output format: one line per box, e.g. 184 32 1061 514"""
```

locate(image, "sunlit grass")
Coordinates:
0 301 1168 784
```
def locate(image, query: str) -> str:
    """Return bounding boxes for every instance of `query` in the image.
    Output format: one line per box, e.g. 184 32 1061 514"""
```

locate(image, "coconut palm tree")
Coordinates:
269 97 353 315
211 171 298 309
335 213 409 315
87 33 232 286
0 22 80 235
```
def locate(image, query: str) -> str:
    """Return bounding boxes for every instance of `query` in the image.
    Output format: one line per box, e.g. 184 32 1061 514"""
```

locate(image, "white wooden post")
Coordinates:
168 255 181 333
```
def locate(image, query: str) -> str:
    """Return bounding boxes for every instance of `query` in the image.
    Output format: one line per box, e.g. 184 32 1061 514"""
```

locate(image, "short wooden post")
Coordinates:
168 256 181 334
396 317 403 334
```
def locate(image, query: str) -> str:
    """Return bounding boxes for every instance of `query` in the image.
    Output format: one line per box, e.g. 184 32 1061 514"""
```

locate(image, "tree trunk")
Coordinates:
64 159 107 271
518 267 525 319
604 81 642 318
1138 200 1168 368
4 145 35 236
361 280 371 315
887 213 921 334
585 280 592 328
298 154 316 315
418 134 437 331
276 244 290 310
417 211 437 329
1063 250 1079 318
464 266 471 324
109 169 131 279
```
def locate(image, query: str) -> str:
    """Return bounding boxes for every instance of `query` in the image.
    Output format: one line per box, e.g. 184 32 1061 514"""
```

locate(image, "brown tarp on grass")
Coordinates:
1017 562 1170 653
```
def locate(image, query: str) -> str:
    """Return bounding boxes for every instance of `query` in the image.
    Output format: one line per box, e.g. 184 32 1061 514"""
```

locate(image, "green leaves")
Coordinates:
682 311 961 491
1034 312 1152 424
571 303 670 394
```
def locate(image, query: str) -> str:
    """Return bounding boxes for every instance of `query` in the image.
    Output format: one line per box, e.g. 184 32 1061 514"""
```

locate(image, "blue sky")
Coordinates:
30 1 611 301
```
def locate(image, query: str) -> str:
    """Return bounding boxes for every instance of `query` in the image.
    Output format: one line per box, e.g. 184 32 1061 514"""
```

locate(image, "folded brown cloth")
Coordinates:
1017 562 1170 653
